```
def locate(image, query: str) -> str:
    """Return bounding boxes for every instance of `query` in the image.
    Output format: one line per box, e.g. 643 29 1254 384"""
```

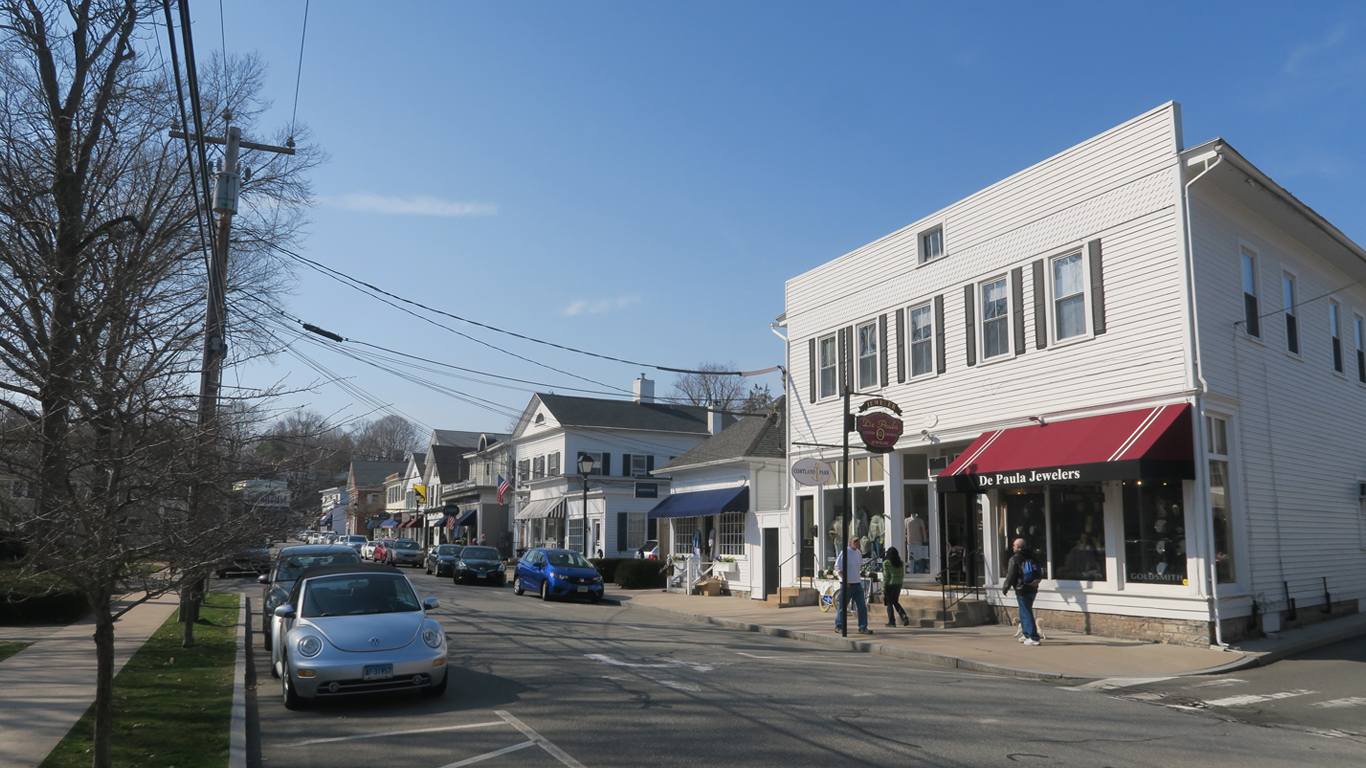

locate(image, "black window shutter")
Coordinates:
648 517 657 540
1088 239 1107 335
895 308 906 383
621 454 632 477
878 314 889 387
1032 259 1047 349
600 453 611 476
844 324 854 389
934 294 946 374
617 512 628 552
808 337 817 403
836 328 846 393
646 455 655 473
1011 267 1025 356
964 285 977 367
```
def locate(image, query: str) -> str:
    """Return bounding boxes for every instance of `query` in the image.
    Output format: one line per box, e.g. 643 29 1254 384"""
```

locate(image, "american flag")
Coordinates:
445 514 455 530
496 475 511 505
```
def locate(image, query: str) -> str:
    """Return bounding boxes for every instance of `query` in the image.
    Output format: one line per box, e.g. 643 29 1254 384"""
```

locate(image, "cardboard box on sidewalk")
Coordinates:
695 578 722 597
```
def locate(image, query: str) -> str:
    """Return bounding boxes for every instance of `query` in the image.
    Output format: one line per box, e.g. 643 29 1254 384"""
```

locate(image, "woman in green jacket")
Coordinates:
882 548 909 627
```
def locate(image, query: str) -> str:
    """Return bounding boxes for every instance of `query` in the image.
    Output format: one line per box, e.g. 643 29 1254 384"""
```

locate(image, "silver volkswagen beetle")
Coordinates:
271 563 448 709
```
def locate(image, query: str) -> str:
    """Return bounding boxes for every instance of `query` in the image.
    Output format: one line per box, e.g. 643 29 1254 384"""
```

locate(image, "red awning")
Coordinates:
936 404 1194 492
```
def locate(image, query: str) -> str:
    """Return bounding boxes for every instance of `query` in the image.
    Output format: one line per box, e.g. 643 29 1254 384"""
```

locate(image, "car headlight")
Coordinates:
547 570 562 579
457 562 468 569
591 576 602 583
422 627 443 648
297 635 323 657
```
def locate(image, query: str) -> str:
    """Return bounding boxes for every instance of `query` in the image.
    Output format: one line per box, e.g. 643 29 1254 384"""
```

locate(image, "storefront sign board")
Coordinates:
791 458 833 486
856 398 904 454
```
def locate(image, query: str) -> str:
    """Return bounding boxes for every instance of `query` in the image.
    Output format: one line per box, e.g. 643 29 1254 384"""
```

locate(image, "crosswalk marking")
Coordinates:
1310 697 1366 709
1061 676 1175 692
1204 690 1318 707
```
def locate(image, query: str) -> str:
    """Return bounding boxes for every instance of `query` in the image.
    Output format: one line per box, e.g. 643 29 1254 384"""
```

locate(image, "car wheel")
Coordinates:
282 664 307 710
513 576 524 596
540 579 550 601
422 670 448 697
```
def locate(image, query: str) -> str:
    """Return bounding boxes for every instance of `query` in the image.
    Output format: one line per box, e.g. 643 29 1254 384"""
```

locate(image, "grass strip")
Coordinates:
39 591 240 768
0 640 31 663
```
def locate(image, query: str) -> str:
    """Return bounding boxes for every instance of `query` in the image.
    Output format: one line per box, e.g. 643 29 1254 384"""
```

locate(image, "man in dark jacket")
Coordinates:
1003 538 1042 645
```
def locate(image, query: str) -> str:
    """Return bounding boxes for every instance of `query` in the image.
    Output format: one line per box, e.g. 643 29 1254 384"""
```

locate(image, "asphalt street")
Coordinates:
214 559 1366 768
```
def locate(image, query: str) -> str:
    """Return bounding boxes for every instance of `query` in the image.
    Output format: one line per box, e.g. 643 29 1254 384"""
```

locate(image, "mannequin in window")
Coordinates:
854 507 870 555
867 512 885 559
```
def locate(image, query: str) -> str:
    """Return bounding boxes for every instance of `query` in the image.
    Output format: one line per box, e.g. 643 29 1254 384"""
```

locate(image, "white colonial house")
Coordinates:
650 397 788 599
510 377 735 558
782 102 1366 645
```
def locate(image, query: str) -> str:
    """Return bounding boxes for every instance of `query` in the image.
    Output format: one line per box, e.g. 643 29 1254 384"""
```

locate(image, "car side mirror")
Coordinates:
257 574 269 585
274 605 296 619
423 597 439 611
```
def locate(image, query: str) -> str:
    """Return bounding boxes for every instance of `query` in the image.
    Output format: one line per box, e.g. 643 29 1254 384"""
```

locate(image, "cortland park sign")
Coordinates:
791 458 833 486
856 398 904 454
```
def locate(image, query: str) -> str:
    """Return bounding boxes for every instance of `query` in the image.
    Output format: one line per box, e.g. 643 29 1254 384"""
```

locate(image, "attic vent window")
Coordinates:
534 414 545 424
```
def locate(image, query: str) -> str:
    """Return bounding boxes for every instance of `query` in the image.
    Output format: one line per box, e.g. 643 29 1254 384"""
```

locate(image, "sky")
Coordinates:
199 1 1366 436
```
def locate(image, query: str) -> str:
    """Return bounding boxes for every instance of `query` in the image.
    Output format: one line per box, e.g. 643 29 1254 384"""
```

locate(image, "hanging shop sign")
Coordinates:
791 458 833 486
856 398 904 454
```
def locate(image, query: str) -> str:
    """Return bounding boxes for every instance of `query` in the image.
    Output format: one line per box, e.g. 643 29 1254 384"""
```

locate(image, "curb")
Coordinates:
229 593 247 768
621 601 1295 682
1217 614 1366 674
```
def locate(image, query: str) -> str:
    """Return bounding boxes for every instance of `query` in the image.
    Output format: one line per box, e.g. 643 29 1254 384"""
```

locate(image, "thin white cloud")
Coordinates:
323 192 497 217
1285 24 1348 74
564 295 641 316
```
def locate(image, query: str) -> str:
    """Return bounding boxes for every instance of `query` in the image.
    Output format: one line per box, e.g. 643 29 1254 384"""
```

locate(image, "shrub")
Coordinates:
0 569 88 625
588 558 631 583
614 559 665 590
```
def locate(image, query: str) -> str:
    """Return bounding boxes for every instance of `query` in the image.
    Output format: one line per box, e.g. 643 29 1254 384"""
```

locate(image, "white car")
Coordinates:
360 540 380 560
272 563 448 709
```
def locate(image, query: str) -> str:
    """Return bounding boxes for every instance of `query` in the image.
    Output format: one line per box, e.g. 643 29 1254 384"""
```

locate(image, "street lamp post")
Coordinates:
577 454 595 556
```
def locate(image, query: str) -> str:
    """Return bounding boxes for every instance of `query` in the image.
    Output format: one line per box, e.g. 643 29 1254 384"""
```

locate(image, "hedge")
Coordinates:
614 559 665 590
588 557 632 583
0 569 88 625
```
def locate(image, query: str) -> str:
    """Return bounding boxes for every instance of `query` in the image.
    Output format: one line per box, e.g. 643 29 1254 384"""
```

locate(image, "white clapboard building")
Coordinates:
782 102 1366 645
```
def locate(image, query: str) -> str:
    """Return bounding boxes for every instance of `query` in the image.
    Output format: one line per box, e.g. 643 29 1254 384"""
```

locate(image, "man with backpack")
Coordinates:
1003 538 1043 645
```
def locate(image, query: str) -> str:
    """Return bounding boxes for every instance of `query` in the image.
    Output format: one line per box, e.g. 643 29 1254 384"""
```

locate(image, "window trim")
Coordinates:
917 224 945 266
630 454 649 477
1330 299 1345 376
1239 242 1262 340
817 333 838 400
906 300 936 379
1282 270 1301 358
1047 247 1093 346
978 274 1014 363
855 319 879 392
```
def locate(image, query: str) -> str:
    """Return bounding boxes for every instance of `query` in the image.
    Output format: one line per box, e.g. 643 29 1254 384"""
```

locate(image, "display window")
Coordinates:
1122 480 1186 585
999 487 1047 575
1049 484 1106 581
903 485 930 574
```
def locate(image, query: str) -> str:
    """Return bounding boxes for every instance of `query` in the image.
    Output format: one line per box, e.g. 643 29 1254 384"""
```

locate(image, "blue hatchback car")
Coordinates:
513 548 604 603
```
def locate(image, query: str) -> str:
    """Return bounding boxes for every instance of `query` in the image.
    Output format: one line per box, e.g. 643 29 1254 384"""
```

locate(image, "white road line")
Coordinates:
1205 690 1318 708
1061 676 1175 692
1184 678 1248 689
496 710 588 768
283 720 505 747
733 652 996 678
1311 697 1366 709
656 679 702 692
585 653 715 671
438 740 536 768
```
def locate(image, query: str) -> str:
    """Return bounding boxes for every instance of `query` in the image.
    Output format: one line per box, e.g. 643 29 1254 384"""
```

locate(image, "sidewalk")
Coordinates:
0 592 181 768
609 587 1366 681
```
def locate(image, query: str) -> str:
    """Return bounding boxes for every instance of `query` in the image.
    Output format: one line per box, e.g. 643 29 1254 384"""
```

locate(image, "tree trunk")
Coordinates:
91 595 116 768
181 576 198 648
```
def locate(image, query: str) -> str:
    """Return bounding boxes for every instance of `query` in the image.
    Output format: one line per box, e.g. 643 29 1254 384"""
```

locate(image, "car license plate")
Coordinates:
477 573 486 578
576 586 588 593
363 664 393 681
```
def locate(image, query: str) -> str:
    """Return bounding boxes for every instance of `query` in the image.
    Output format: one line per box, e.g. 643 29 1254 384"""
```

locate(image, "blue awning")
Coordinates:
379 518 398 528
455 509 477 527
319 511 333 526
646 486 748 520
366 519 381 530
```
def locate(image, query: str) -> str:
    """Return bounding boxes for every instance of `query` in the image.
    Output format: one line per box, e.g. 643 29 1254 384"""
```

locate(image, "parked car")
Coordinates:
342 534 368 554
635 540 659 559
385 539 424 568
216 539 271 578
512 548 603 603
452 546 506 586
271 562 447 709
425 544 463 576
258 545 362 643
360 540 379 560
372 538 396 562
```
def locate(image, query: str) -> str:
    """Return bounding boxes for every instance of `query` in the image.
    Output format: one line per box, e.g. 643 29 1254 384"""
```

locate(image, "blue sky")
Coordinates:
211 1 1366 434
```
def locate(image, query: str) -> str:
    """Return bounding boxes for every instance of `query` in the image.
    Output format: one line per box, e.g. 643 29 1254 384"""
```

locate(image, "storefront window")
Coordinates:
673 517 698 558
999 488 1046 575
854 486 885 557
1209 460 1235 583
718 512 744 556
1049 484 1106 581
902 484 930 574
1122 480 1186 585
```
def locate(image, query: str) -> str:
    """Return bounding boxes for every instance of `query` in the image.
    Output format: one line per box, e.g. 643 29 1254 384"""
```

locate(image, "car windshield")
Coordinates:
276 551 361 581
301 574 421 617
461 546 499 560
435 545 461 555
394 540 419 550
546 551 592 568
346 536 367 543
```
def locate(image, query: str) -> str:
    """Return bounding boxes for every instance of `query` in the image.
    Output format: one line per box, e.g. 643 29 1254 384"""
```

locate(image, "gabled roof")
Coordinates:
349 460 408 489
518 393 739 436
426 444 466 482
657 397 785 472
432 429 508 449
409 452 427 476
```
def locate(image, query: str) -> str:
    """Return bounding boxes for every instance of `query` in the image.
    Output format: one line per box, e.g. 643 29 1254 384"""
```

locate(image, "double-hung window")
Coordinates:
909 303 934 377
817 335 838 398
546 452 560 477
1052 251 1087 341
532 456 545 479
981 277 1011 360
1283 275 1298 355
630 454 649 477
856 321 878 390
1355 315 1365 383
1241 248 1260 337
517 460 530 483
919 227 944 264
1330 301 1344 373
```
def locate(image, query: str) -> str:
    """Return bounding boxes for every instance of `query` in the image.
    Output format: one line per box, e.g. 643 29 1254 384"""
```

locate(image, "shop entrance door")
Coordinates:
763 527 780 596
798 497 815 579
937 492 984 589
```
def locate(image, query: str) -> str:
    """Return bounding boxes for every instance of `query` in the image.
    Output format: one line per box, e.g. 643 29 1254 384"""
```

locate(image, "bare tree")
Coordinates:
0 3 318 766
670 362 765 412
350 414 421 461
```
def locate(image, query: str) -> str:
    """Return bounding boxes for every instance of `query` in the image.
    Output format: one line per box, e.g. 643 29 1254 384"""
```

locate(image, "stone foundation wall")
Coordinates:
992 605 1212 647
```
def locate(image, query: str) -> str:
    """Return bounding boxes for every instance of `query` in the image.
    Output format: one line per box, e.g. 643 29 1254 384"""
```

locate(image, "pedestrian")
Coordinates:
834 536 871 634
882 547 909 627
478 532 488 546
1003 537 1043 645
659 558 676 592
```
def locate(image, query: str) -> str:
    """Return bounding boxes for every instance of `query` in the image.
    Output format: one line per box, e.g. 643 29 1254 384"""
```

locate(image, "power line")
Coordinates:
290 0 311 133
160 0 214 273
269 245 751 377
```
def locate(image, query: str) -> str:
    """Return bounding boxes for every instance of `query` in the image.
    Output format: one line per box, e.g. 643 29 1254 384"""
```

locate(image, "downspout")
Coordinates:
1181 147 1229 648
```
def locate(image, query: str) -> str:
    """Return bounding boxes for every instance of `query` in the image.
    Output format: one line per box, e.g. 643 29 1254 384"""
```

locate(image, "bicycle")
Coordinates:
818 582 836 612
